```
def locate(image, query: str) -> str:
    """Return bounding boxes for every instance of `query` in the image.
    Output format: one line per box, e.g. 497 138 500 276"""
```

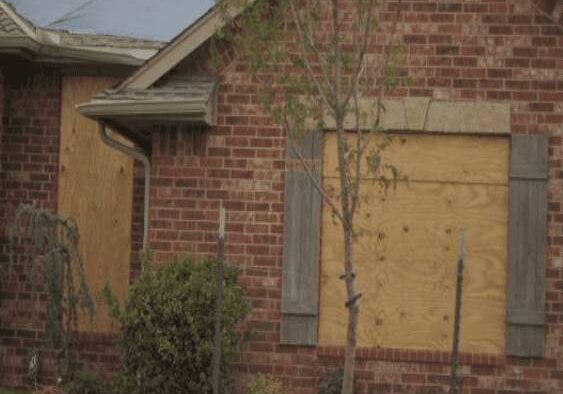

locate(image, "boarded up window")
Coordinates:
319 133 509 354
59 77 133 333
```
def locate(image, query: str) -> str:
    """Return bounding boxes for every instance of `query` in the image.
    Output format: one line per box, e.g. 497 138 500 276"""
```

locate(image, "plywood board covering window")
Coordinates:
319 133 509 354
59 77 133 333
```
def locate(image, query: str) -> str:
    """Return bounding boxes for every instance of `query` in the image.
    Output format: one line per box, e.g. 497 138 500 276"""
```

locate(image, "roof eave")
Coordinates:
0 44 157 69
0 36 150 66
37 45 147 66
0 36 40 51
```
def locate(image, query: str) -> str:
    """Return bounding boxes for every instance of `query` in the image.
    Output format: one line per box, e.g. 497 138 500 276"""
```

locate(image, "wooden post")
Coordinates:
449 231 465 394
212 204 226 394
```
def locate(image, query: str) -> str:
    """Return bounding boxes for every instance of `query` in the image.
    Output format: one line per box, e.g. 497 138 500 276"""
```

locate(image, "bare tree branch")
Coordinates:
289 0 335 111
531 0 563 32
342 0 376 109
289 0 337 113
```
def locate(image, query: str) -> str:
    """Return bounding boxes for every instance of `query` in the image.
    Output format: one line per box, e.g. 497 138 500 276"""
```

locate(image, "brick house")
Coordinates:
0 0 162 387
4 0 563 393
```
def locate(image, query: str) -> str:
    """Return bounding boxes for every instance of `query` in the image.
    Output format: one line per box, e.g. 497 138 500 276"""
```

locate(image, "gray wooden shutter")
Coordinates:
281 132 322 346
506 134 549 357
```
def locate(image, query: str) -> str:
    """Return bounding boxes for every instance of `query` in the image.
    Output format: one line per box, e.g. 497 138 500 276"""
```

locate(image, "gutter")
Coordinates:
98 122 150 248
79 99 209 117
37 44 147 66
0 36 149 66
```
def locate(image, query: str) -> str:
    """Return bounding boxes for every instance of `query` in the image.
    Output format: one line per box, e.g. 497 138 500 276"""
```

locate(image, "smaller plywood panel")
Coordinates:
59 76 133 333
319 133 509 354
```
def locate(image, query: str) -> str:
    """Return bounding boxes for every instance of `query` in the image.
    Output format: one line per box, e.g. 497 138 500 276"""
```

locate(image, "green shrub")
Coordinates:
63 370 106 394
317 368 343 394
246 374 283 394
104 258 250 394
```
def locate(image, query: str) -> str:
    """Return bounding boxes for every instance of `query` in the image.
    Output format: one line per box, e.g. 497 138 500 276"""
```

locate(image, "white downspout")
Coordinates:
97 122 150 248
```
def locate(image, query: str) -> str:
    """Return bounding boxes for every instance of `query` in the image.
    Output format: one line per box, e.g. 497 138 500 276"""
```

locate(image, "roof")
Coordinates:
7 0 214 42
79 77 216 120
77 0 248 133
0 0 163 65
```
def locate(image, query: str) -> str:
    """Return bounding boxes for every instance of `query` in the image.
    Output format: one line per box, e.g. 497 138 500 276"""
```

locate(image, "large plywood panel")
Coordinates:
319 133 508 354
59 77 133 333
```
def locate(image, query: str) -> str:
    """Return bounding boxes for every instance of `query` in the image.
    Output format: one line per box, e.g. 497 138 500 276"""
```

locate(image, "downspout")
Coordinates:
98 121 150 248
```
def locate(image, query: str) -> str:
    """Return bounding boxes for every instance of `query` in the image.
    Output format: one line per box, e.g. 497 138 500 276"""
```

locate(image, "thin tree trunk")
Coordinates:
335 115 359 394
212 205 226 394
342 225 359 394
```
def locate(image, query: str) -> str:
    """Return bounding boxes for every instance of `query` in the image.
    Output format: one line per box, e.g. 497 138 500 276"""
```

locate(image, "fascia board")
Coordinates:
37 45 145 66
77 100 212 124
0 1 37 39
0 36 40 51
118 0 254 91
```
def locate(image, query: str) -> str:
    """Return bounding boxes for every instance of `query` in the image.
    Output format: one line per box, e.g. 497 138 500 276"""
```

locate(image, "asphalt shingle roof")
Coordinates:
57 30 163 50
92 78 215 104
7 0 214 41
0 0 163 64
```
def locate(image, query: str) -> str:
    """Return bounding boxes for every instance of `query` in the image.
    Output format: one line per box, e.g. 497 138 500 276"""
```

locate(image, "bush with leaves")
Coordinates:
246 374 284 394
103 257 250 394
317 368 344 394
9 204 94 383
63 370 107 394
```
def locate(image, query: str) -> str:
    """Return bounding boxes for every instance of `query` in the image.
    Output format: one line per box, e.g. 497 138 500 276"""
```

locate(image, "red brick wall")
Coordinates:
148 1 563 393
1 1 560 392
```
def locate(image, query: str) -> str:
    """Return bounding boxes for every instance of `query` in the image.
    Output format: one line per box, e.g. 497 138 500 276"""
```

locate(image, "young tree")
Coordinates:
9 204 94 383
219 1 405 393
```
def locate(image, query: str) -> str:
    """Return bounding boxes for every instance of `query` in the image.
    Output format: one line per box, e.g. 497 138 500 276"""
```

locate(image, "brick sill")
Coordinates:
317 346 506 367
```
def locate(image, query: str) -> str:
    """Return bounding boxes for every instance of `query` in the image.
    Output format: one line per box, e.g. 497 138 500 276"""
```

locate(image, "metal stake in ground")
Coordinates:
212 204 226 394
449 231 465 394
